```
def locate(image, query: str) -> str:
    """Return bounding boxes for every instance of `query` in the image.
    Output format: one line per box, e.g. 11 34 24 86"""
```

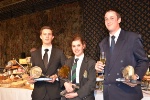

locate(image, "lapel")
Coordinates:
104 37 111 63
37 48 47 73
100 37 111 70
68 57 74 80
109 30 126 71
46 46 55 72
79 57 88 82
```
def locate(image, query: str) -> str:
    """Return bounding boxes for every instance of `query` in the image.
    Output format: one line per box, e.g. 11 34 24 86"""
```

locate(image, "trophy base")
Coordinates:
116 78 141 84
60 90 67 96
60 84 79 96
130 79 141 84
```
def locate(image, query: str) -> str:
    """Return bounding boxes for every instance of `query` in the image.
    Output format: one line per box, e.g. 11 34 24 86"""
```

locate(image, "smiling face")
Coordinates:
72 39 85 57
40 29 54 46
104 10 121 35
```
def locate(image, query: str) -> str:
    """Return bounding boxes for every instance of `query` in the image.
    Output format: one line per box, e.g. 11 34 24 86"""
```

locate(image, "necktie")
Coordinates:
71 58 79 84
110 36 115 53
43 49 49 68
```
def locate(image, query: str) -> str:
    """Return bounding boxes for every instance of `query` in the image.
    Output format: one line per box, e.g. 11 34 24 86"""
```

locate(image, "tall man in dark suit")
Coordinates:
62 34 96 100
95 10 149 100
28 26 66 100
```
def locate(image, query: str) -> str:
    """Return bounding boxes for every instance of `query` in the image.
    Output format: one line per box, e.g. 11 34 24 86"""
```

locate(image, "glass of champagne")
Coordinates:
96 52 106 90
99 52 106 77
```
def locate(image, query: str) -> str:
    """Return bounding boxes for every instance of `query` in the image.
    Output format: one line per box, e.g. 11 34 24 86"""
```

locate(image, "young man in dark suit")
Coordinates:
62 34 96 100
95 10 149 100
28 26 66 100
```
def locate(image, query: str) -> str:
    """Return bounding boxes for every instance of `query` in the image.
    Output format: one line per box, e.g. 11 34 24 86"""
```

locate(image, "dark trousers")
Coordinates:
32 93 61 100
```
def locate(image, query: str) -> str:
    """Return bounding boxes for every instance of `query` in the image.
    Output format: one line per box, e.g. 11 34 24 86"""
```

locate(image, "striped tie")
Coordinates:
71 58 79 84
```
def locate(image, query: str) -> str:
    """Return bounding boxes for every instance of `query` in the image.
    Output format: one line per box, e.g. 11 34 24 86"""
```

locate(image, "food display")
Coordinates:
0 73 34 89
142 69 150 91
143 69 150 81
0 74 7 80
143 75 150 82
0 59 34 90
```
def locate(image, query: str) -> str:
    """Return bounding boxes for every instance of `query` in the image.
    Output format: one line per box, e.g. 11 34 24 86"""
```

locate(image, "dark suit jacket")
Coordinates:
99 29 149 100
31 46 66 100
62 56 96 100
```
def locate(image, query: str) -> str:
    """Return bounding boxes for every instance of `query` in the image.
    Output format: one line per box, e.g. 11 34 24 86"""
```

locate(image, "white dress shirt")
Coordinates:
109 28 121 46
41 45 52 62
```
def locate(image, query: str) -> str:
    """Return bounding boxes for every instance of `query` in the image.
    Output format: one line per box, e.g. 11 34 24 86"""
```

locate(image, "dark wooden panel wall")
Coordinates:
0 2 82 67
0 0 149 67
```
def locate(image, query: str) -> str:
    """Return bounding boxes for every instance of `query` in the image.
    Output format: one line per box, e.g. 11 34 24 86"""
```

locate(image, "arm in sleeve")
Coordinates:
133 34 149 79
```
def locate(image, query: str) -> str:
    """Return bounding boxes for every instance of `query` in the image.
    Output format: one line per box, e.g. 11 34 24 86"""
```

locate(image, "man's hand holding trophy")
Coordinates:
58 65 79 96
116 65 141 87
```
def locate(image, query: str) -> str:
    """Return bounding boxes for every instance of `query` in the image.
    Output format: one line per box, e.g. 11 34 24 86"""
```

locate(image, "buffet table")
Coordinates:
142 90 150 100
0 87 149 100
0 87 32 100
95 90 150 100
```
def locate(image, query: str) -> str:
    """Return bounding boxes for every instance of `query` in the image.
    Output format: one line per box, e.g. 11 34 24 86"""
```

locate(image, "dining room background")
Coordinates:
0 0 149 67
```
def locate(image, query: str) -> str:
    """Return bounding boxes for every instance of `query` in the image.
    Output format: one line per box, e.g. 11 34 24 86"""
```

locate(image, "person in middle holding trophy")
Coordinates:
62 34 96 100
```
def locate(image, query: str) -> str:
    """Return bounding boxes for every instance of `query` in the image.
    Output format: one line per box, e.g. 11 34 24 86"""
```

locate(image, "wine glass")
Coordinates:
99 52 106 76
96 52 106 90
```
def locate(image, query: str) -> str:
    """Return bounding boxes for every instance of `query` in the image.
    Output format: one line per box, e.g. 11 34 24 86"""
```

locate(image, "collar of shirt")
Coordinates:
109 28 121 46
74 53 84 63
41 45 52 60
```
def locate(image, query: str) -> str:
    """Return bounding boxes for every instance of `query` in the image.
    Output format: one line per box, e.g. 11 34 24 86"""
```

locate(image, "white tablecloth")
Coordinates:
142 90 150 100
0 87 32 100
0 87 149 100
95 90 103 99
95 90 150 100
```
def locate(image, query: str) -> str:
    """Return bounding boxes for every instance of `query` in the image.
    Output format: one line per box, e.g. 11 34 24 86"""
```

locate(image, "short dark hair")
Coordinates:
105 9 121 19
40 26 53 35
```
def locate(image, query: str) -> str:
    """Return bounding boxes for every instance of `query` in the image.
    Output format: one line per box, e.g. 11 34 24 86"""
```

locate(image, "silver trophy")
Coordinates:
30 66 52 81
116 65 141 84
30 66 42 78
